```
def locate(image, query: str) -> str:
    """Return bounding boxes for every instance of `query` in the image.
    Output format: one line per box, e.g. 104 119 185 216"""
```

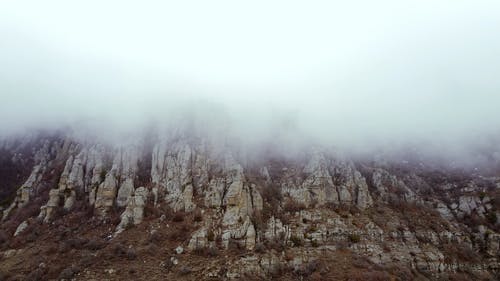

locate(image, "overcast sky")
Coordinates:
1 1 500 153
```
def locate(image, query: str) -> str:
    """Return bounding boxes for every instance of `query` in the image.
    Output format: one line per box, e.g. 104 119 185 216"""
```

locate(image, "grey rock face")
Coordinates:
13 220 28 237
2 133 499 280
116 186 149 234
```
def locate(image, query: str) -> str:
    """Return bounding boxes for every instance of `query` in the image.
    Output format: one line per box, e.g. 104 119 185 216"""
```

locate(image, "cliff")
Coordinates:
0 132 499 280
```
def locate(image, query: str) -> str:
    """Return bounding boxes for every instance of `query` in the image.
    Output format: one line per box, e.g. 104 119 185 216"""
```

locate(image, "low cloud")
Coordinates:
1 1 500 164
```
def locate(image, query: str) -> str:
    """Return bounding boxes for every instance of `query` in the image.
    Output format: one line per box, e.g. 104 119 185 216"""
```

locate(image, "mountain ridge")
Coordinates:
0 131 499 280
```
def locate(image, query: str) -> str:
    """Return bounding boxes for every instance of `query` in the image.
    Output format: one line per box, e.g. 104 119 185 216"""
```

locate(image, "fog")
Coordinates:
1 1 500 161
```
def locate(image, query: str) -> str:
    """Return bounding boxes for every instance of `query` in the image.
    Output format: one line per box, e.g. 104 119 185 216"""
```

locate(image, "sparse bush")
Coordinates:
126 248 137 260
290 235 304 247
85 239 106 250
172 212 185 222
207 246 219 257
478 191 486 201
58 242 70 253
250 211 265 233
207 230 215 242
261 184 283 203
283 200 306 213
294 260 321 278
112 243 128 258
359 271 391 281
348 233 361 243
99 170 107 182
194 246 219 257
65 237 88 249
228 238 245 253
382 242 391 253
179 266 192 275
265 237 286 252
486 211 497 224
144 203 162 219
192 209 203 222
148 230 163 244
260 184 283 220
26 268 45 281
58 266 79 280
442 242 479 263
78 253 95 267
124 216 135 230
0 271 10 281
162 257 175 271
0 230 8 244
352 256 372 268
306 225 318 233
168 223 191 241
311 239 319 247
255 242 266 253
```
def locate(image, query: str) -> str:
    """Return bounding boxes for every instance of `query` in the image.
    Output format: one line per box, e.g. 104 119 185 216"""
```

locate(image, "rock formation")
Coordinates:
1 132 499 280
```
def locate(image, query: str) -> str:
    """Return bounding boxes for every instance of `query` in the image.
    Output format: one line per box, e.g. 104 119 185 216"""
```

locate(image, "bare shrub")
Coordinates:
168 224 191 241
172 212 185 223
348 233 361 243
360 271 391 281
294 260 322 279
26 268 45 281
126 248 137 260
289 234 304 247
260 184 283 220
178 266 192 275
58 266 80 280
193 246 219 257
442 243 479 263
283 199 306 213
85 239 106 250
65 237 88 250
148 230 164 244
228 238 245 254
192 209 203 222
265 237 286 252
112 243 128 258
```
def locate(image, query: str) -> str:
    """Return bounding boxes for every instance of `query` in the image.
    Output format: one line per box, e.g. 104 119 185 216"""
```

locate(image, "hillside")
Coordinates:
0 132 499 281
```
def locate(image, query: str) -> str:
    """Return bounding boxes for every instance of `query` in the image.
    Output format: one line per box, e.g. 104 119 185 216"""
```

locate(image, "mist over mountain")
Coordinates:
1 3 500 280
1 1 500 158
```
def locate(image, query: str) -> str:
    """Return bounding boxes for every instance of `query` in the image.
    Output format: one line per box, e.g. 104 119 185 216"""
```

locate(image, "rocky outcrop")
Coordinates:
94 172 118 216
116 186 149 234
371 168 417 202
13 220 28 237
116 178 134 207
188 227 210 251
2 141 54 220
94 146 139 216
330 160 373 209
151 141 198 211
2 133 500 280
279 152 373 210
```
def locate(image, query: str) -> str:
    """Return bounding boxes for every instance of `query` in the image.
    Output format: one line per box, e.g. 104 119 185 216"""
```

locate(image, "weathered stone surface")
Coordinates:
188 227 209 251
95 172 118 216
2 141 54 220
2 134 500 280
116 187 149 234
264 216 291 241
372 168 417 202
204 178 225 208
116 178 134 207
331 160 373 209
14 220 28 237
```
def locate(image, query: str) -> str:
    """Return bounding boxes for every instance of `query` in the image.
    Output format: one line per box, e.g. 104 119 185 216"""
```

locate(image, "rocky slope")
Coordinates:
0 132 499 280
